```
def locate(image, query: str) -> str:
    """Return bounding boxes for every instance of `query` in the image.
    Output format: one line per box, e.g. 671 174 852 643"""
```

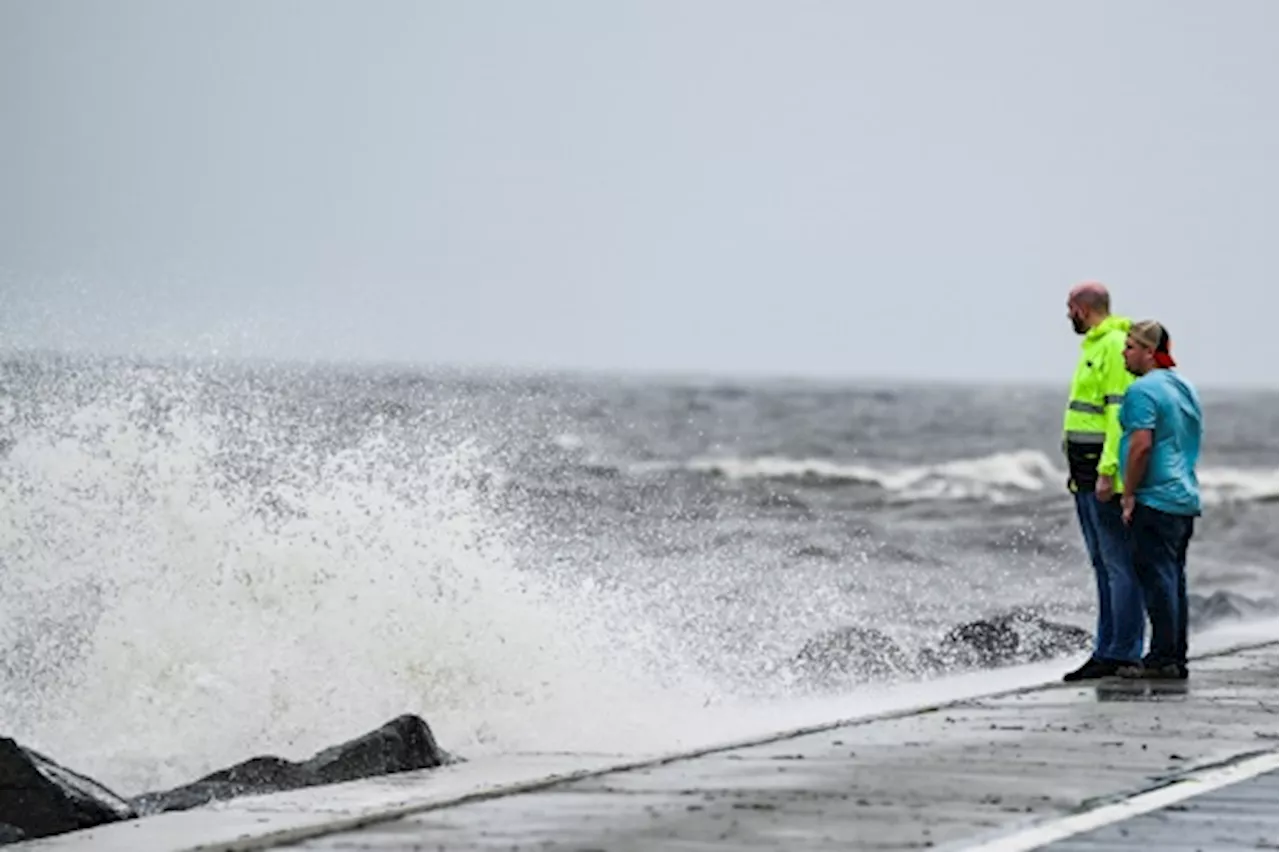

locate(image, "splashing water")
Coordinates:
0 363 714 794
3 357 1275 796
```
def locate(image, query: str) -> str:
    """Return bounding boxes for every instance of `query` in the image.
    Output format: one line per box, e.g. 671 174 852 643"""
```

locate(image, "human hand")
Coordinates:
1121 494 1135 525
1095 476 1114 502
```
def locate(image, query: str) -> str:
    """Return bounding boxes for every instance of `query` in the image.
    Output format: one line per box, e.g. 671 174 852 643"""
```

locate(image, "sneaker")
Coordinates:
1063 658 1125 682
1116 662 1187 681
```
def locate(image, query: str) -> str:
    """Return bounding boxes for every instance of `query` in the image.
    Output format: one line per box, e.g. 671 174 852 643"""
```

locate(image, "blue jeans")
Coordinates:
1074 491 1144 662
1130 503 1194 668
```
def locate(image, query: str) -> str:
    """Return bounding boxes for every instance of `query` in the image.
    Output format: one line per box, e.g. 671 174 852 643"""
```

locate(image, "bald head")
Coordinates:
1066 281 1111 334
1068 281 1111 313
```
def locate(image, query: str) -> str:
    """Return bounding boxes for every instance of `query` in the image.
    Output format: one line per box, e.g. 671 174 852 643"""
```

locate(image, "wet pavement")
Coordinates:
21 641 1278 852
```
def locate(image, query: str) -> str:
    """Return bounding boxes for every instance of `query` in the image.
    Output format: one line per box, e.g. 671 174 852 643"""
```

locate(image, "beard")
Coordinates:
1070 316 1087 334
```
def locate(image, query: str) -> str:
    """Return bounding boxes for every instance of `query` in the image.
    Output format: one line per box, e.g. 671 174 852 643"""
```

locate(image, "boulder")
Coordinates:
133 714 452 815
997 607 1092 661
792 609 1094 684
793 626 916 682
0 738 136 844
1187 590 1274 629
935 619 1021 668
0 825 24 845
925 608 1092 672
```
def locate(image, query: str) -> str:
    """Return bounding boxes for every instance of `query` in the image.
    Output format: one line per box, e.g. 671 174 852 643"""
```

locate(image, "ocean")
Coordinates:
1 353 1275 796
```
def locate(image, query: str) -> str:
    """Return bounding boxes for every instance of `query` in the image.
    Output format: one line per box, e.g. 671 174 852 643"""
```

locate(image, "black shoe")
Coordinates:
1116 662 1187 681
1063 658 1124 682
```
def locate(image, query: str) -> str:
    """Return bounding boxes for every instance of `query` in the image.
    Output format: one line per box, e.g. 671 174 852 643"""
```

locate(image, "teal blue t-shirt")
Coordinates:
1119 369 1203 516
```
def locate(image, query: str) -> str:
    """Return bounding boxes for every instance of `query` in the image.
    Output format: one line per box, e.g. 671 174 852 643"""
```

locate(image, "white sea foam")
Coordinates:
650 449 1276 505
0 374 711 795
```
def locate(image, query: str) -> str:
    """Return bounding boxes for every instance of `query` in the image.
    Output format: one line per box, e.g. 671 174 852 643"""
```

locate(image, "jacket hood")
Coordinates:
1086 314 1131 341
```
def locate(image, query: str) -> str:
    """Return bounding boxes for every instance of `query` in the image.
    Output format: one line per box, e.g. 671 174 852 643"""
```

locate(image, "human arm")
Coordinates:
1095 339 1131 498
1119 383 1156 524
1121 429 1152 524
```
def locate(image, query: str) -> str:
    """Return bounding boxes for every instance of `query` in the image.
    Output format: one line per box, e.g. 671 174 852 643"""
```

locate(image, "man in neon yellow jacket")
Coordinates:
1060 282 1145 681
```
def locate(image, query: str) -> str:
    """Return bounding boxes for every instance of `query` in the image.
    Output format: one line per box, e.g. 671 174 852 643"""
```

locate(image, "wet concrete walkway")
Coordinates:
281 644 1278 851
22 641 1278 851
1041 769 1277 852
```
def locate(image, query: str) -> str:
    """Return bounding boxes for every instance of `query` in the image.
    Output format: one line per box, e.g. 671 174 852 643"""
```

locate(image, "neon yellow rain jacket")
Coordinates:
1063 315 1133 493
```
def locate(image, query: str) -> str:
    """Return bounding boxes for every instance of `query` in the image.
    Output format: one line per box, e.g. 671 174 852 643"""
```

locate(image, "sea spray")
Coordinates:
0 362 711 794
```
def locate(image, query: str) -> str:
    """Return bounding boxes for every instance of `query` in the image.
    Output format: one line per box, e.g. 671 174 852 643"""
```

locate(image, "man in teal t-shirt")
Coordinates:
1118 320 1202 681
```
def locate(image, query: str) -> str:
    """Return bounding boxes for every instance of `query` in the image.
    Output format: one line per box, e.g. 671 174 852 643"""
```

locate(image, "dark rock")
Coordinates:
1188 590 1241 626
794 609 1094 684
927 608 1092 672
1187 590 1274 629
793 626 916 682
130 756 309 815
0 738 136 844
937 619 1021 667
132 714 453 815
303 713 452 786
997 607 1092 661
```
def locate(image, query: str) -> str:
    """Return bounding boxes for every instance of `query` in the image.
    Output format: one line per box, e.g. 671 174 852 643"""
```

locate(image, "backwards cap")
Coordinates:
1130 320 1176 367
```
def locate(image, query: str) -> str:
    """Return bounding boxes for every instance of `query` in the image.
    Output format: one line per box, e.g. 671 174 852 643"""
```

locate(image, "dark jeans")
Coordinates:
1073 492 1144 663
1130 503 1194 668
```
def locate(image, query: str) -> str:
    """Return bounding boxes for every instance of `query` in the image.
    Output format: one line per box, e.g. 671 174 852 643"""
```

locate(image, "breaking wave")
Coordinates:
0 370 712 794
629 449 1278 505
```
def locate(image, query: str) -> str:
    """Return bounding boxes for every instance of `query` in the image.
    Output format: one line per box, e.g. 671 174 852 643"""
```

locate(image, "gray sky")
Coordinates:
1 0 1276 385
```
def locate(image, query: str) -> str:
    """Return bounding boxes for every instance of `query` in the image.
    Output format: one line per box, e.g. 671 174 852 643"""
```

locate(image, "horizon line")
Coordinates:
2 345 1278 393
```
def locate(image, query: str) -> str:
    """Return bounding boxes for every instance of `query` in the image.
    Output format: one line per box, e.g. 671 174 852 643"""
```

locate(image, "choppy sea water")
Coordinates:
2 354 1275 794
